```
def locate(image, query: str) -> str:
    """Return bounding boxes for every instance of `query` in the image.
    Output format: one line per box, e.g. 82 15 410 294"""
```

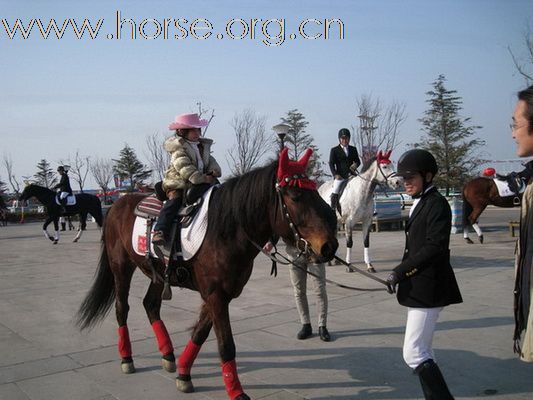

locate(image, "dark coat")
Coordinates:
329 145 361 179
393 187 462 308
54 174 72 194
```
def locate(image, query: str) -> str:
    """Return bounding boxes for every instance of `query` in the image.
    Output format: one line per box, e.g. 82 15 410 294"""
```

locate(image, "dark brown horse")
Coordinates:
462 177 520 243
76 149 338 400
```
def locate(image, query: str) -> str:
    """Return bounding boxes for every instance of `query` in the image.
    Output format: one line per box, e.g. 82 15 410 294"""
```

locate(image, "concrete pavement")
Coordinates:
1 207 532 399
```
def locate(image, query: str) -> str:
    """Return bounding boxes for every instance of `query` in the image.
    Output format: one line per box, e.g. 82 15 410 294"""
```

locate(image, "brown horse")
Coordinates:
76 149 338 400
462 177 520 243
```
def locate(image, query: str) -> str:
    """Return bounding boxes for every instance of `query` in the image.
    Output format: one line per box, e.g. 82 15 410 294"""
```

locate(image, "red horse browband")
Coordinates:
276 148 317 190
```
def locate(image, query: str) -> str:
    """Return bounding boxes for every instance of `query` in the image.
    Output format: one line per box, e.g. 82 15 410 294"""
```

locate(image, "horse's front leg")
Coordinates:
73 213 86 242
361 220 376 273
345 223 354 270
42 217 58 244
176 303 213 393
208 293 249 400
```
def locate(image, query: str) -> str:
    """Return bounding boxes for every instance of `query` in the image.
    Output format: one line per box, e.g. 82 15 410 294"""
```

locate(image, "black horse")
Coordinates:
0 196 7 226
19 184 103 243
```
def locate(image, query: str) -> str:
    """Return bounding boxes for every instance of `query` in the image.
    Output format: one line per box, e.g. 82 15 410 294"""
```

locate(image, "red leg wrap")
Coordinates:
151 320 174 355
117 325 132 359
177 340 201 375
221 359 244 399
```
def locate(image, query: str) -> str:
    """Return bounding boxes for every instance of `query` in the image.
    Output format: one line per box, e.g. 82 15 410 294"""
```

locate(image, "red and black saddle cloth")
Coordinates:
134 195 163 218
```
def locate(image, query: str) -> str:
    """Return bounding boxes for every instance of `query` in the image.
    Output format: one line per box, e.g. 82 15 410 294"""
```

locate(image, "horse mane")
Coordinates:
361 156 377 173
208 161 277 239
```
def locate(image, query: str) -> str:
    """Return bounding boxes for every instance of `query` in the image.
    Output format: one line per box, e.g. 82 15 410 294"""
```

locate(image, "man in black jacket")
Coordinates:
54 166 72 212
387 149 462 400
328 128 360 212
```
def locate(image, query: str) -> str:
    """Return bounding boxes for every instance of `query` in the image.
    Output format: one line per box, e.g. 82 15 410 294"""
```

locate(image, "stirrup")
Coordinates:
513 196 521 206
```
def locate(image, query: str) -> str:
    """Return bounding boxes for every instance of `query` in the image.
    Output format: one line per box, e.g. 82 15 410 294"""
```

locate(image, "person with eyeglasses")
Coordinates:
512 85 533 363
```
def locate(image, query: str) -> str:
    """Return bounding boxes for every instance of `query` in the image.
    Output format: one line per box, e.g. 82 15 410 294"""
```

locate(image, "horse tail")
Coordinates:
462 187 473 227
76 232 115 331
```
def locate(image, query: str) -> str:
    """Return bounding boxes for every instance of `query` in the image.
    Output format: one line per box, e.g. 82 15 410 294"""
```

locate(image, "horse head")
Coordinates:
19 184 35 203
275 148 338 263
375 150 402 190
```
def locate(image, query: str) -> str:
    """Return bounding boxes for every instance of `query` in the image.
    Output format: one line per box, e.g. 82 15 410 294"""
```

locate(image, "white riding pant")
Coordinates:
59 192 69 200
403 307 442 369
332 178 345 194
287 246 328 327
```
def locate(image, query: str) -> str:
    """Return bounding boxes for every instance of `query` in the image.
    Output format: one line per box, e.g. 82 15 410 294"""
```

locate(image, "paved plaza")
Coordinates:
1 207 532 399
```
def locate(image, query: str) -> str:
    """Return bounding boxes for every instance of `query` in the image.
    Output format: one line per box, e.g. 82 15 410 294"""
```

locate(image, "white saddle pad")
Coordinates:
132 186 215 261
493 178 525 198
55 194 76 206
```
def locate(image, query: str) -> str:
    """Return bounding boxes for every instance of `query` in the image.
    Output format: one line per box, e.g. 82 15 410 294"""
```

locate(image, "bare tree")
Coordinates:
508 23 533 85
226 109 272 176
145 132 170 182
196 101 215 136
353 94 407 164
63 150 90 192
2 153 21 194
91 158 114 204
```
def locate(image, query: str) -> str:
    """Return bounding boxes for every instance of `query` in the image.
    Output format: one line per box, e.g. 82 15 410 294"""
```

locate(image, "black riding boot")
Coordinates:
153 197 180 244
415 359 454 400
61 222 66 231
60 197 68 213
330 193 339 212
161 219 183 301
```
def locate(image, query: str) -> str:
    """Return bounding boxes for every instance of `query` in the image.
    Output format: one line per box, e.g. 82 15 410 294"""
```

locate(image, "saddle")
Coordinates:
495 172 524 205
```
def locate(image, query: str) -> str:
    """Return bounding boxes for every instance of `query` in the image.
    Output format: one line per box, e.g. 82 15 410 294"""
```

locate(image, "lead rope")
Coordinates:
246 236 389 292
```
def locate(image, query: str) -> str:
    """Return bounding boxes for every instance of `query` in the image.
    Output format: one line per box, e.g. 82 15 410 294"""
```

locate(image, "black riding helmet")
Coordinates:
397 149 438 177
338 128 351 139
57 166 65 172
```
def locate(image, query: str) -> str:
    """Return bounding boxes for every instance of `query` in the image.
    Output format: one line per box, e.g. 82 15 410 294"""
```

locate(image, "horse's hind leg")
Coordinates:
143 280 176 373
176 303 212 393
345 225 354 270
469 207 485 244
113 260 136 374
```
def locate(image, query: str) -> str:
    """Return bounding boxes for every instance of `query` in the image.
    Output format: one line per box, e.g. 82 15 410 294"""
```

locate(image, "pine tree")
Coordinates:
33 159 58 188
113 144 152 192
417 75 485 196
280 109 326 184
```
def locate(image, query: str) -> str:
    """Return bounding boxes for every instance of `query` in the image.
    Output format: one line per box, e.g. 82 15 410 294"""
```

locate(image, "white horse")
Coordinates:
318 150 402 272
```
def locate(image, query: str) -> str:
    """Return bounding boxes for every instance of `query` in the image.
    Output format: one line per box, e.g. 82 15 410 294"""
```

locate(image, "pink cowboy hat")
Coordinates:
168 113 209 130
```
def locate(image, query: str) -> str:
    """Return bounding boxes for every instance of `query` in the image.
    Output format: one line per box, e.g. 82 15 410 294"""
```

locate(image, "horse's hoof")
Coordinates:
235 394 251 400
73 238 79 243
367 266 376 273
479 235 484 244
464 238 474 244
53 240 58 245
345 267 353 273
162 357 176 373
48 236 55 242
121 361 135 374
176 376 194 393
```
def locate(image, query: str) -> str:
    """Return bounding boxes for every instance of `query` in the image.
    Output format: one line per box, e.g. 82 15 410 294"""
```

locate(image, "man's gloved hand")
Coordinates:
386 272 399 294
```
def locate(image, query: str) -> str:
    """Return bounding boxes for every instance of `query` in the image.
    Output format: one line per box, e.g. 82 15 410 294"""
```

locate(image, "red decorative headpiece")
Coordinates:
483 167 496 177
276 148 317 190
377 150 392 165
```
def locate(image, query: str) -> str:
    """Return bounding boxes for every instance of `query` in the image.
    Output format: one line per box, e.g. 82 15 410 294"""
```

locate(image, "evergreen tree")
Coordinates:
417 75 485 196
280 109 326 184
113 144 152 192
33 159 57 188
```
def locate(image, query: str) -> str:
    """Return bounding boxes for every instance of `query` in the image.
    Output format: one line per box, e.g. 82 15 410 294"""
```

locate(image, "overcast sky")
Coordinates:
1 0 532 189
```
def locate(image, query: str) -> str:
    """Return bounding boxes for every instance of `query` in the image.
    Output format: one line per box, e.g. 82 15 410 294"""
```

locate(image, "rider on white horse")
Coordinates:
54 165 72 213
328 128 361 212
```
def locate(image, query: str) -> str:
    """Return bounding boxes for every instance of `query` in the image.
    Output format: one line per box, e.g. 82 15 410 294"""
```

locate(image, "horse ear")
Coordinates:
298 148 313 167
385 150 392 159
277 147 289 177
377 150 383 162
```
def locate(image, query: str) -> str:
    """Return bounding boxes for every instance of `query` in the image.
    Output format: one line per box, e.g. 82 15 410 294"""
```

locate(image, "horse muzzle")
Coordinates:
306 238 338 263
